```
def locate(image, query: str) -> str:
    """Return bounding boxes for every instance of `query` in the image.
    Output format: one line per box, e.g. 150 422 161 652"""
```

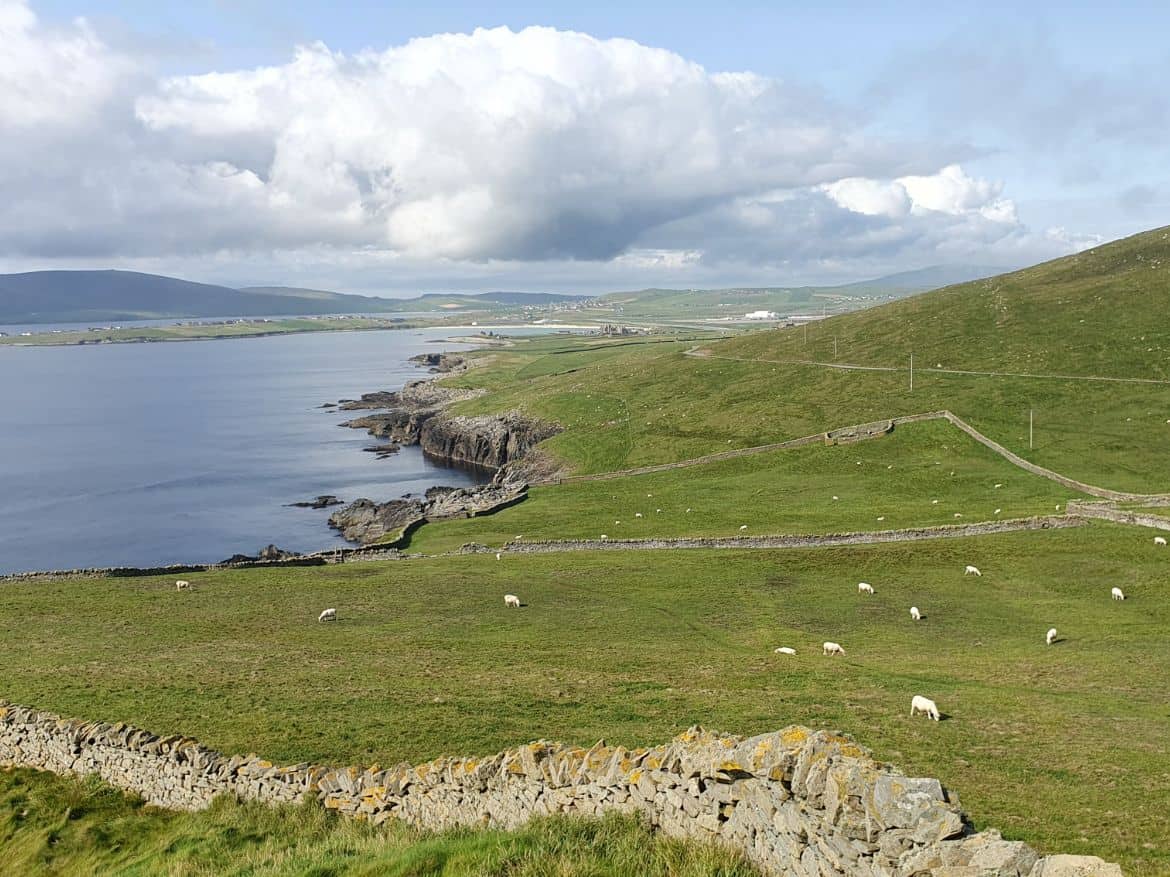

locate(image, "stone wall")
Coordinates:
0 702 1118 876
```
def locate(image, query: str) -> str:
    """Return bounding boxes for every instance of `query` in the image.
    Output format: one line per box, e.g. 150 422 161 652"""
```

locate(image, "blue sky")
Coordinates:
3 0 1167 294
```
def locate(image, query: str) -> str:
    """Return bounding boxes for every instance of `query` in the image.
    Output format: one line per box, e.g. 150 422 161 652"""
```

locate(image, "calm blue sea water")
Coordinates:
0 329 490 574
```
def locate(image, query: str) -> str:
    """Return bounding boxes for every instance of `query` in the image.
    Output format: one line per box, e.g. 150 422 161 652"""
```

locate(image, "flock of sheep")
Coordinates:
169 533 1162 727
768 544 1149 723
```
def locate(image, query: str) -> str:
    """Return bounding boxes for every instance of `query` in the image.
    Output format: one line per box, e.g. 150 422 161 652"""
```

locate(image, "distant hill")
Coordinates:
588 265 1009 321
0 271 404 324
724 225 1170 379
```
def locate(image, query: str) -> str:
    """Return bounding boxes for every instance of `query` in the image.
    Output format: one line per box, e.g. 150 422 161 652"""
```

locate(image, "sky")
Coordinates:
2 0 1167 296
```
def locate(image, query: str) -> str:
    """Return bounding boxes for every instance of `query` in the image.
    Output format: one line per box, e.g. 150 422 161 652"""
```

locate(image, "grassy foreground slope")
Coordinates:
2 525 1168 873
0 771 756 877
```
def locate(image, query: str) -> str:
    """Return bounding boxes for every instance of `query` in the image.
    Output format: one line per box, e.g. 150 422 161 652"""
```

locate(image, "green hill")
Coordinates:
725 225 1170 379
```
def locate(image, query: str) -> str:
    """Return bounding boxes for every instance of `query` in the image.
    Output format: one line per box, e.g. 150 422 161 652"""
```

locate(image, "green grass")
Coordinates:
0 769 757 876
439 325 1170 492
2 524 1167 874
405 419 1078 554
724 225 1170 380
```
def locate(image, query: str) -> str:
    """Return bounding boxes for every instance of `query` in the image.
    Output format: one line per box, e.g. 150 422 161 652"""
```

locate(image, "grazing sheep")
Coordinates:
876 516 885 521
1111 587 1125 600
910 695 940 721
1046 627 1057 645
656 508 662 513
600 534 608 540
964 565 982 576
740 525 748 531
953 512 963 518
635 512 643 518
495 552 501 561
858 582 874 595
823 641 845 656
994 508 1002 515
504 594 521 608
175 580 190 591
994 483 1003 489
1155 536 1167 546
931 499 939 505
774 647 797 655
832 495 839 501
910 606 921 621
318 608 337 623
686 508 692 513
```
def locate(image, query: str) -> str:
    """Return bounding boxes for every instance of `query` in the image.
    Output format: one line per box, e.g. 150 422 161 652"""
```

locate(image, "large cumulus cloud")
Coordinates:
0 0 1101 288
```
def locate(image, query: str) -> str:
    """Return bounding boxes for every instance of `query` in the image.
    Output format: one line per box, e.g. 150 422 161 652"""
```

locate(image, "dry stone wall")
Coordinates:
0 702 1119 877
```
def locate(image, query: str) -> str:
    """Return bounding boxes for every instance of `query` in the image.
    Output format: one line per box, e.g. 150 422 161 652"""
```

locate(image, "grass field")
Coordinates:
405 419 1079 553
437 329 1170 493
2 524 1167 874
0 770 757 876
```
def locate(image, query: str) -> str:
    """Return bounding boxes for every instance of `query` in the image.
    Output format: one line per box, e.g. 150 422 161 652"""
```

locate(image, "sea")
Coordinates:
0 326 510 575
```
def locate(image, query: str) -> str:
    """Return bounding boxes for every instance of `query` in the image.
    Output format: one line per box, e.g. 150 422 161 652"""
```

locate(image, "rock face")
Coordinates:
328 478 529 544
338 378 562 477
0 704 1122 877
288 495 344 509
409 352 466 373
219 544 301 564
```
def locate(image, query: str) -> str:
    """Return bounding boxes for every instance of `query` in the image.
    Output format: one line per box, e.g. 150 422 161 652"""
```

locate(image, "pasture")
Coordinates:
2 523 1167 873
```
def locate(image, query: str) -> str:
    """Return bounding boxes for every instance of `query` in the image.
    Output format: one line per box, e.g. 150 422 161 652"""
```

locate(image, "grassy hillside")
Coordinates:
406 419 1078 554
0 771 754 876
724 226 1170 379
1 526 1167 873
442 331 1170 492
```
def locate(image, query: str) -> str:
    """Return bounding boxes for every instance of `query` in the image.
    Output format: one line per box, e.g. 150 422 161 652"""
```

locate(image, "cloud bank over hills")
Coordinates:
0 1 1106 291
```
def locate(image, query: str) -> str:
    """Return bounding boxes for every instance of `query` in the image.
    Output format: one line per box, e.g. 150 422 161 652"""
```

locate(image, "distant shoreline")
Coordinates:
0 317 604 349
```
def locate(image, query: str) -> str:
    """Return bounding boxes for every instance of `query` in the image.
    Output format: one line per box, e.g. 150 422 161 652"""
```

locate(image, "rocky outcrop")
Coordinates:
328 498 426 544
328 478 530 544
418 412 563 472
287 495 344 509
338 378 561 476
220 544 302 564
409 352 467 373
0 703 1122 877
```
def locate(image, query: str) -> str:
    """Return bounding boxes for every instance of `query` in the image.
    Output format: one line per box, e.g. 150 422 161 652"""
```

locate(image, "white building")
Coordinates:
744 310 780 320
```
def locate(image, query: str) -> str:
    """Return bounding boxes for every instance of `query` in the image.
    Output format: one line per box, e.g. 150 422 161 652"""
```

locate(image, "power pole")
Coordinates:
909 353 914 391
833 336 838 358
1029 409 1034 450
803 323 807 345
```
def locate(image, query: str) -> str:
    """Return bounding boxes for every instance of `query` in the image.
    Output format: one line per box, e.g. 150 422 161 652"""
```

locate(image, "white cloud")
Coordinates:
823 165 1016 224
0 3 1107 288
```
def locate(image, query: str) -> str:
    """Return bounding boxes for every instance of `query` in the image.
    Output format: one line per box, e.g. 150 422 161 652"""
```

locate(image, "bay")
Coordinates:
0 328 488 574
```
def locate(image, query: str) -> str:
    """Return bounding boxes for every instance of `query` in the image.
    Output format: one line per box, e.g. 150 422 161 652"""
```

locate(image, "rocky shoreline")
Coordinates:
326 357 561 544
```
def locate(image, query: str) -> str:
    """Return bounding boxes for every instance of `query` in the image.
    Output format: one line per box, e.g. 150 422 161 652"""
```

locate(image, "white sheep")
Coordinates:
504 594 521 608
635 512 643 518
994 508 1002 515
910 606 921 621
832 495 839 501
823 641 845 656
1046 627 1057 645
1155 536 1167 546
910 695 940 721
318 608 337 623
773 647 797 655
1111 587 1125 601
600 534 608 540
964 565 982 576
740 524 748 531
858 582 874 595
994 483 1003 489
953 513 963 518
495 552 501 561
656 508 662 513
175 580 190 591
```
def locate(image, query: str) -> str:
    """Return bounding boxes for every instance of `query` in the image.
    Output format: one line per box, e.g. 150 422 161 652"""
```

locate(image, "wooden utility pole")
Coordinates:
833 336 838 358
909 353 914 391
1030 409 1034 450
